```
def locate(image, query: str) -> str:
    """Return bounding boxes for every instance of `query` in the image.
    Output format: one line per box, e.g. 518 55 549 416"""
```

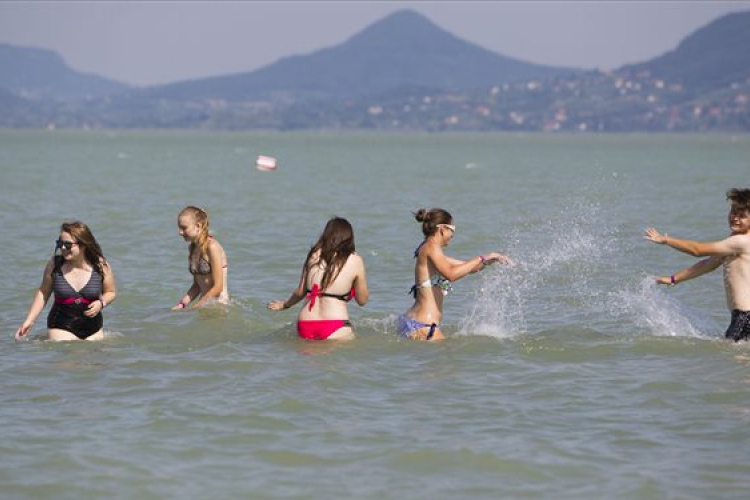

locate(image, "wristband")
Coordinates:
480 255 487 265
100 298 107 308
670 275 676 286
176 302 186 309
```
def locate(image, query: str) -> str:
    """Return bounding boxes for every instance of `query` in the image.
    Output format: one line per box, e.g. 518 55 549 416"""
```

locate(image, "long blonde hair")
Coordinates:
180 206 211 262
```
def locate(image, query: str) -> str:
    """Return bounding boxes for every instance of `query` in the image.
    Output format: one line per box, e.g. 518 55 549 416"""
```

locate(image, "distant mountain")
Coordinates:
0 87 46 127
2 9 748 131
0 42 130 101
141 9 576 103
621 10 750 92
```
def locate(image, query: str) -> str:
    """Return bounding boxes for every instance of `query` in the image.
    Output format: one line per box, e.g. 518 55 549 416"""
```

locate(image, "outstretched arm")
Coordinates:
435 248 513 280
654 255 723 286
645 227 745 257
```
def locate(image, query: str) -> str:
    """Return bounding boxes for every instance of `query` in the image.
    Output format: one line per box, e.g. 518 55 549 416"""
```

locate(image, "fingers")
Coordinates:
266 301 284 311
84 303 102 317
14 325 29 341
486 253 515 266
644 227 662 243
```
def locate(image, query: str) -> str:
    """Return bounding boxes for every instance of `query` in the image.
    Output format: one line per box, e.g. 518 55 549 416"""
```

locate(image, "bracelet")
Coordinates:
670 275 677 287
100 298 107 308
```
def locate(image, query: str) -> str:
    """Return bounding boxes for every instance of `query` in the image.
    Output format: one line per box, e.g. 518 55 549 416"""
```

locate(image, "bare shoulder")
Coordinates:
208 237 226 255
98 257 115 276
43 256 57 273
354 252 367 269
421 239 443 258
727 233 750 252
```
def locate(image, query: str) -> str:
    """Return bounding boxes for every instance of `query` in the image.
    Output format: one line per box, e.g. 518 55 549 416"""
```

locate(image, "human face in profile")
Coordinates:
438 223 455 246
177 214 202 243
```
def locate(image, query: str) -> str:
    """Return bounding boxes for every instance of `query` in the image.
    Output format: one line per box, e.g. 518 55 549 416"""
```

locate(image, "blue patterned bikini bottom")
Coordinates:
397 314 439 339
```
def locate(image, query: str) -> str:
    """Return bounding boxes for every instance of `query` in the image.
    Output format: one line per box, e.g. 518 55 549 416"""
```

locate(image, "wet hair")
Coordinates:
414 208 453 237
727 188 750 215
179 206 211 264
305 217 355 290
56 221 106 276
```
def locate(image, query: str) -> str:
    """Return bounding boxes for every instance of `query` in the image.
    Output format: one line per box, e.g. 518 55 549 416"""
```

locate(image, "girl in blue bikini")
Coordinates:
398 208 512 341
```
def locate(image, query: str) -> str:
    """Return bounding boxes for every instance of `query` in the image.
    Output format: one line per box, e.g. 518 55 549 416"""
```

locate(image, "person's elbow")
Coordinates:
204 285 223 299
356 290 369 306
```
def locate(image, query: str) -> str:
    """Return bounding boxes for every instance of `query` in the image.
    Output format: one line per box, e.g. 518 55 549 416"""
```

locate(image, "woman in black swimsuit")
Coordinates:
15 221 116 341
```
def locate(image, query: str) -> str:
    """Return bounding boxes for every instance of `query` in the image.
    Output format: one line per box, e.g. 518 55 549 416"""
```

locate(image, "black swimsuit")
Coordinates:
47 257 103 339
726 310 750 342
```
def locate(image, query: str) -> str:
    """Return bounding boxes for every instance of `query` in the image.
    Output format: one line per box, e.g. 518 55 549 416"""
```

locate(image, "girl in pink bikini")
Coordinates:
173 206 229 309
267 217 369 340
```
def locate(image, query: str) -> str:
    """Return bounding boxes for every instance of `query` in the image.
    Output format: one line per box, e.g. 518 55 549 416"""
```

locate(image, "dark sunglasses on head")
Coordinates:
55 239 77 250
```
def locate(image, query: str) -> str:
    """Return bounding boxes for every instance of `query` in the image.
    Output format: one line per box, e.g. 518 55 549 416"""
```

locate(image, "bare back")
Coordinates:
299 252 363 321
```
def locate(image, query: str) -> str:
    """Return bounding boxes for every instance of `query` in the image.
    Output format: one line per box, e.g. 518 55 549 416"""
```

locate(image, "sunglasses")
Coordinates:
55 239 77 250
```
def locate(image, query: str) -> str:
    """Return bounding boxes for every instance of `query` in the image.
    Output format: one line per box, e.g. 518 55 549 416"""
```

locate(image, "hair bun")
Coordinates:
414 208 428 222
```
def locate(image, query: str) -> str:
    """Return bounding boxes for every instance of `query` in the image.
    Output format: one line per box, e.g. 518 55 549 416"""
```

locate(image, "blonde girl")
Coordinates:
174 206 229 309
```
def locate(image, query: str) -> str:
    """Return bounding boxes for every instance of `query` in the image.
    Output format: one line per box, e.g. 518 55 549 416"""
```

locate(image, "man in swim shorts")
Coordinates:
645 188 750 341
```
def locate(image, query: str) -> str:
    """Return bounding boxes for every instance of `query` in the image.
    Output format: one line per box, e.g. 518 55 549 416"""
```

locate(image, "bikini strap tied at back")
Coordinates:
306 284 355 311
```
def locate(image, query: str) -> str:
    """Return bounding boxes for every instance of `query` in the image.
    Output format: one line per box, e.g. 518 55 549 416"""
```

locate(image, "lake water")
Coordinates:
1 131 749 499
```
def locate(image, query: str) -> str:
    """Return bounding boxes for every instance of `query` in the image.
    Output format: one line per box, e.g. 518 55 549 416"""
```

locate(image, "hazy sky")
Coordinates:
1 1 748 87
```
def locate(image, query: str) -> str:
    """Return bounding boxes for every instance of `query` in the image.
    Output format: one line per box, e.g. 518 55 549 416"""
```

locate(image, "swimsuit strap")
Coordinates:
413 240 426 258
426 323 437 340
306 284 354 311
409 275 453 297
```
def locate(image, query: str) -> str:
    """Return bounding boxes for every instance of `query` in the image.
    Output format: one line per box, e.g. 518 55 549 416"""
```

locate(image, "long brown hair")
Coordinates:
56 221 106 276
305 217 355 289
414 208 453 237
180 206 211 264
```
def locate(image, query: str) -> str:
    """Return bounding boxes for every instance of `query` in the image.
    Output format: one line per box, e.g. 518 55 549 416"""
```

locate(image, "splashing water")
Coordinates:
459 197 615 339
609 277 719 340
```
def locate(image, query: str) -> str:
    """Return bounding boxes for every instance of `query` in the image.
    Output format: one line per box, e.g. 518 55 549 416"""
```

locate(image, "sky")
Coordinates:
1 1 749 87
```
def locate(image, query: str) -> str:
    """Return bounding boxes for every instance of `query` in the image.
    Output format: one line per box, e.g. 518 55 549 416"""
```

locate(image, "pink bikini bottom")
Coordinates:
297 319 352 340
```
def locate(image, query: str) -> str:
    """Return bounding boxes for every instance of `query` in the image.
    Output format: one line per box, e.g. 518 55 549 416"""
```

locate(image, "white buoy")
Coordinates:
256 155 277 171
